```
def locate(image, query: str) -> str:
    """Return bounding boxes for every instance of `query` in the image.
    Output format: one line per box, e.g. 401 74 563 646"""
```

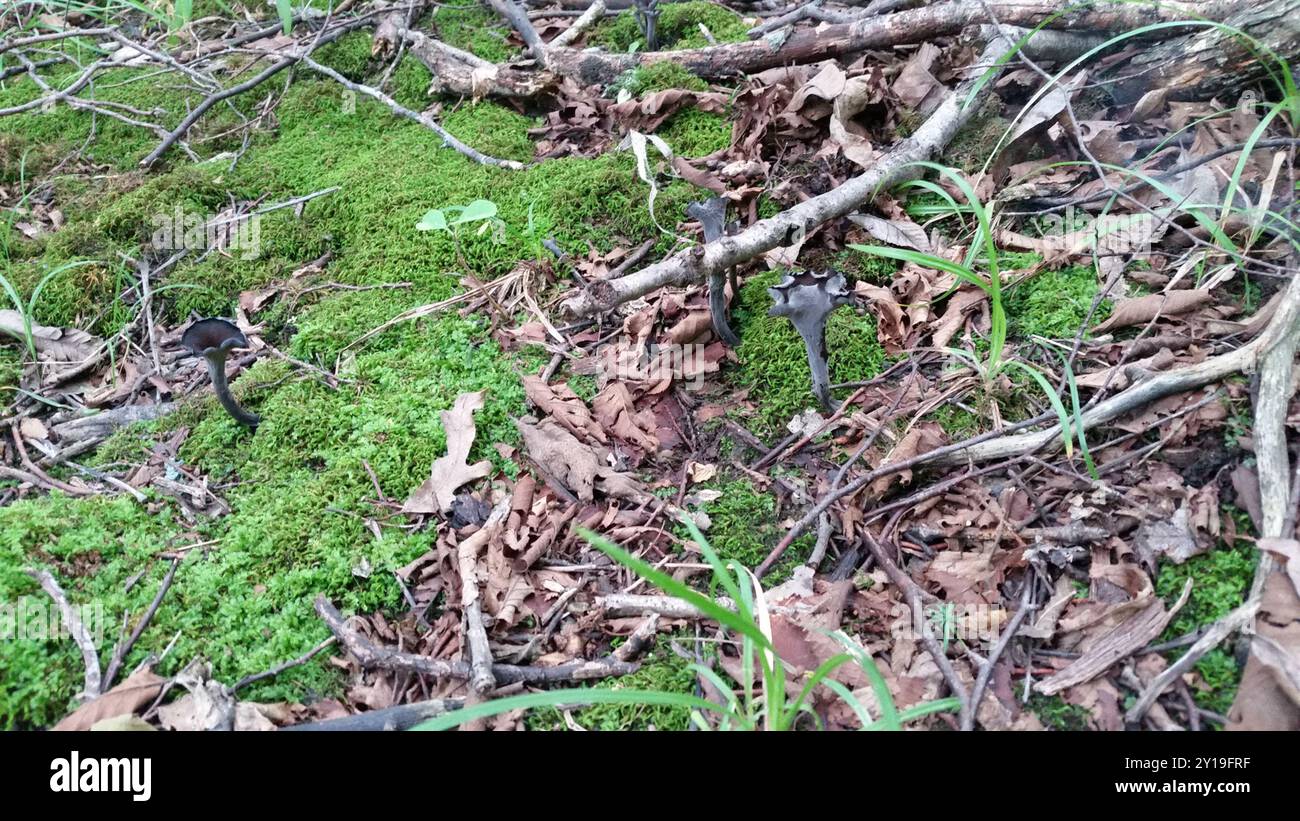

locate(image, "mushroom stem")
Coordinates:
687 197 740 347
796 325 837 413
203 353 260 428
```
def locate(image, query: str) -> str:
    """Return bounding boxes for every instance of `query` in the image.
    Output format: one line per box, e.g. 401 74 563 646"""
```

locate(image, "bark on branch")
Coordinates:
545 0 1235 85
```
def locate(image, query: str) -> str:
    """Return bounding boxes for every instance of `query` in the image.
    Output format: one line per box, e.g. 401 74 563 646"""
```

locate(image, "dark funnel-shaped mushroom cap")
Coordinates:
181 318 249 358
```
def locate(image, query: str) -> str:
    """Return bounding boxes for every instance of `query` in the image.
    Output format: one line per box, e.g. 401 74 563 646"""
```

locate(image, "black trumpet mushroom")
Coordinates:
180 317 261 428
767 270 852 413
686 196 740 347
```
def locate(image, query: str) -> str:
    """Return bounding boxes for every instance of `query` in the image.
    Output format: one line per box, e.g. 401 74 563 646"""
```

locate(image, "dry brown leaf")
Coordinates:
930 286 987 351
892 42 943 112
0 309 103 364
1092 290 1213 334
848 213 931 253
522 375 606 444
403 391 493 515
828 71 884 169
856 282 907 354
53 667 165 731
1260 538 1300 599
592 382 659 452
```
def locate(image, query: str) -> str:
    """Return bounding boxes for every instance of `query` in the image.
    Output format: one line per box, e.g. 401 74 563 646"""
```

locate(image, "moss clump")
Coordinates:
939 94 1008 174
314 30 375 82
433 5 516 62
619 62 709 95
1006 264 1111 340
688 478 813 581
0 496 186 728
656 108 731 157
525 637 698 730
390 55 434 111
592 2 749 52
0 67 712 727
0 65 258 172
732 270 885 437
2 312 530 729
1155 510 1256 716
1028 694 1092 731
837 249 901 286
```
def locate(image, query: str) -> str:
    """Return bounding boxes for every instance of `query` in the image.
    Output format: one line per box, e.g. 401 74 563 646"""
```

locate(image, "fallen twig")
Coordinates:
101 557 181 693
24 568 102 697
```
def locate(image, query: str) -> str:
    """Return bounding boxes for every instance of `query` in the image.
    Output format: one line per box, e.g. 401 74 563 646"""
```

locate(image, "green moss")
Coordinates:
837 249 900 286
931 403 982 440
690 478 813 582
1028 694 1092 731
1154 511 1256 717
656 107 731 158
940 95 1008 174
0 68 712 726
0 495 188 728
1006 264 1111 340
592 2 749 52
1 311 529 729
619 62 708 95
732 270 885 437
0 65 258 172
525 636 698 730
433 5 516 63
314 30 374 82
390 55 434 111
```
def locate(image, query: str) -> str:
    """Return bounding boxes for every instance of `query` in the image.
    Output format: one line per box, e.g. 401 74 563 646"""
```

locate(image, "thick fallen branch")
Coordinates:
930 269 1300 465
400 26 556 98
545 0 1232 86
280 697 465 731
562 25 1100 317
315 596 640 685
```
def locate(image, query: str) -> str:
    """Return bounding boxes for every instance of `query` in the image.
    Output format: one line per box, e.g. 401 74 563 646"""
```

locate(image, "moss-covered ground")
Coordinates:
0 24 696 727
590 2 749 53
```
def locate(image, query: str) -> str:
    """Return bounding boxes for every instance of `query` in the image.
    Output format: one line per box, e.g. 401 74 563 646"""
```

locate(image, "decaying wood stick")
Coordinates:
550 0 607 47
545 0 1231 87
457 499 512 694
399 26 556 98
1127 599 1259 725
280 697 465 731
597 592 737 618
562 33 1023 317
1223 240 1300 728
315 596 640 685
1037 580 1191 697
24 569 102 698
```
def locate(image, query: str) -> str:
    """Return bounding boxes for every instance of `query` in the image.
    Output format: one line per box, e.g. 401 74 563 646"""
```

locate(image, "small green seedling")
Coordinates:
416 198 502 236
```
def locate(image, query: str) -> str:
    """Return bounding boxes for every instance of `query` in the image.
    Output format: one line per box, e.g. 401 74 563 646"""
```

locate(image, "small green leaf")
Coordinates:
451 199 498 226
416 209 448 231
